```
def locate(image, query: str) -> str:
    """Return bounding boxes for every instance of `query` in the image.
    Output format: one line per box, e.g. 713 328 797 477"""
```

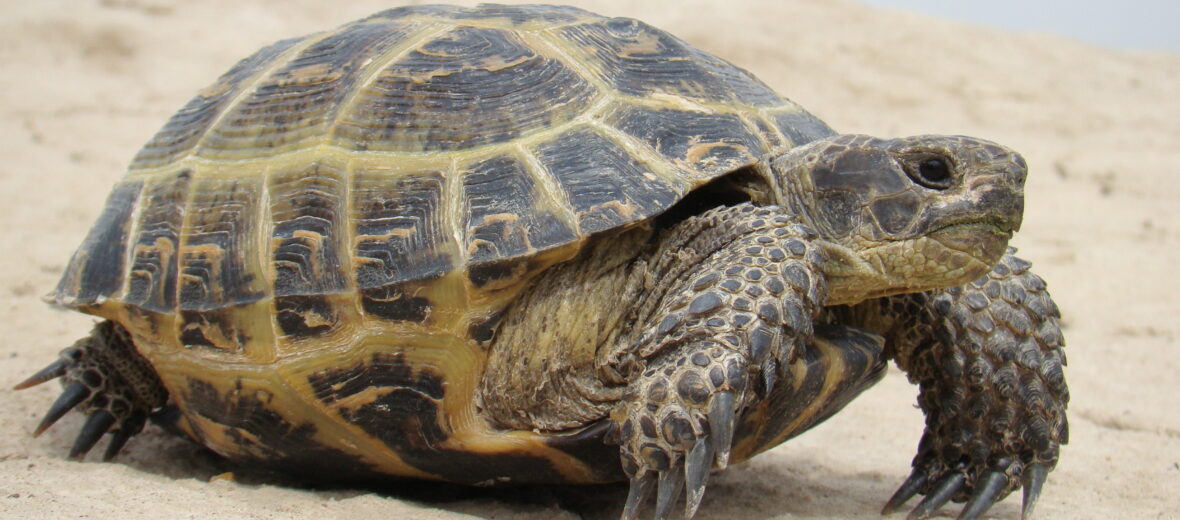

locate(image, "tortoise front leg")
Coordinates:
870 252 1069 520
605 203 827 519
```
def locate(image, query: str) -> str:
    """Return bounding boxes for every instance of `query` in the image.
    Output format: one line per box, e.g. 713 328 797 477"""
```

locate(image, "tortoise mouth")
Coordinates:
931 216 1017 238
929 218 1014 264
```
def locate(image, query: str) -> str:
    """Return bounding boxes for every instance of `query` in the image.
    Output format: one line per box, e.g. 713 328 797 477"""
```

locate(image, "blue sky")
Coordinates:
856 0 1180 53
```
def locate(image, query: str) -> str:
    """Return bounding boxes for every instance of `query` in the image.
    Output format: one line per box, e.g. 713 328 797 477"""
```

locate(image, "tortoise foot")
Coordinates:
16 320 166 460
880 254 1068 520
613 341 749 520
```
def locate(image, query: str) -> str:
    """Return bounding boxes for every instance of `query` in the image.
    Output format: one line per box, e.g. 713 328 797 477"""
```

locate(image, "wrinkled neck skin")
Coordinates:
758 134 1024 305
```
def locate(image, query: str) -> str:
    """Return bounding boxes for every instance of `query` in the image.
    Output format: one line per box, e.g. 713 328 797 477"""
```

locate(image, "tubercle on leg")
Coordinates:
604 202 830 388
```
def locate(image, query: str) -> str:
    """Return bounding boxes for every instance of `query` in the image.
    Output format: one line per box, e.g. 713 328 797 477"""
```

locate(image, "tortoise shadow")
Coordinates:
97 425 1009 520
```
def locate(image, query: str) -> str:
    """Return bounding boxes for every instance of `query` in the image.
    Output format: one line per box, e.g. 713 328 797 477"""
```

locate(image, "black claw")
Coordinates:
882 469 928 514
14 359 70 390
621 472 656 520
684 435 713 519
102 411 146 461
907 473 965 520
655 466 684 520
958 471 1008 520
1021 464 1048 520
708 391 737 469
68 410 116 460
34 381 90 437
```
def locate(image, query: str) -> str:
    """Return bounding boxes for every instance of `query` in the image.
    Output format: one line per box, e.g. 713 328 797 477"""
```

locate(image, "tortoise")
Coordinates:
18 4 1069 520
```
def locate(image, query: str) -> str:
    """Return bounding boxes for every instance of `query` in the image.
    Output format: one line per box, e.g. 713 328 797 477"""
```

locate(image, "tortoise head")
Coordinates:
769 134 1027 305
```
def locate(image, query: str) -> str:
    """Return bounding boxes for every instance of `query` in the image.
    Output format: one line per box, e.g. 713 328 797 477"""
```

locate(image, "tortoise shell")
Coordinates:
49 4 835 484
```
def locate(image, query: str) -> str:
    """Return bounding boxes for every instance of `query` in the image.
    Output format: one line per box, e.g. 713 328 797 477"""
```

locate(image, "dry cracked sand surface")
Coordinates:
1 1 1177 518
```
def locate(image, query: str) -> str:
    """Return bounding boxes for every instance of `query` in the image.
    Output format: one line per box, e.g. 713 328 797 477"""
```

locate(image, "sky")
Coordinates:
856 0 1180 53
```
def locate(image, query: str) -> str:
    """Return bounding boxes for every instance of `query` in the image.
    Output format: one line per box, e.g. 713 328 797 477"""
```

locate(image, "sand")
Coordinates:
1 0 1177 518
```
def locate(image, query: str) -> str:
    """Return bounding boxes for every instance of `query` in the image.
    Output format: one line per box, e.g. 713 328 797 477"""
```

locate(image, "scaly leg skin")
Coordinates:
607 203 827 520
870 252 1068 520
15 320 168 460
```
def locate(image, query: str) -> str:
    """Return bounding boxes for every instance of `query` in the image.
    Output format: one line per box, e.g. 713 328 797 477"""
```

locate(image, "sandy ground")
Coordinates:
1 0 1177 518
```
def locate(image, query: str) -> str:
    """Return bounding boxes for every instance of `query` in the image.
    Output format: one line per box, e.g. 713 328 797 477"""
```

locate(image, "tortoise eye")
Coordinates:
907 155 954 189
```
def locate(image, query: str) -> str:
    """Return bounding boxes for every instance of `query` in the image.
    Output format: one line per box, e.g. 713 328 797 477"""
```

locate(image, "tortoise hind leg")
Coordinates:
16 320 168 460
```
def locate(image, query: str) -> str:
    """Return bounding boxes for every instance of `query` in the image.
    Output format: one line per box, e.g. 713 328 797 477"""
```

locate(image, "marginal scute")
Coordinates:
352 169 452 289
126 171 191 312
53 180 142 310
177 175 266 309
269 162 348 297
462 154 577 265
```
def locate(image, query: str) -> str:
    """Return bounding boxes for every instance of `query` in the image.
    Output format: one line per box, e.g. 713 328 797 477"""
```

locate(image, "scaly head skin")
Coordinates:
769 134 1027 305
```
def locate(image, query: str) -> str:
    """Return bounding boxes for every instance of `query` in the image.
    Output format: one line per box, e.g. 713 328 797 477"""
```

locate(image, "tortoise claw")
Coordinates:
684 435 713 519
1022 464 1048 520
907 473 964 520
14 358 70 390
654 463 684 520
882 468 928 514
33 380 90 437
708 391 737 469
68 409 116 460
958 471 1008 520
102 410 147 461
621 472 656 520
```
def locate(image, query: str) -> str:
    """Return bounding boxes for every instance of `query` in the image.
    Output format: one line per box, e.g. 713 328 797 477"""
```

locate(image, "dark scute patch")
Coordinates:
275 294 336 337
130 38 301 168
360 285 431 323
462 155 577 264
532 128 679 234
467 258 529 290
543 420 626 482
55 180 142 306
772 110 837 147
202 21 412 155
178 177 265 309
270 164 348 297
467 310 506 346
178 309 245 352
610 105 764 177
126 171 191 313
870 191 922 236
353 170 453 289
336 26 598 152
308 353 567 484
559 18 778 105
183 378 377 479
